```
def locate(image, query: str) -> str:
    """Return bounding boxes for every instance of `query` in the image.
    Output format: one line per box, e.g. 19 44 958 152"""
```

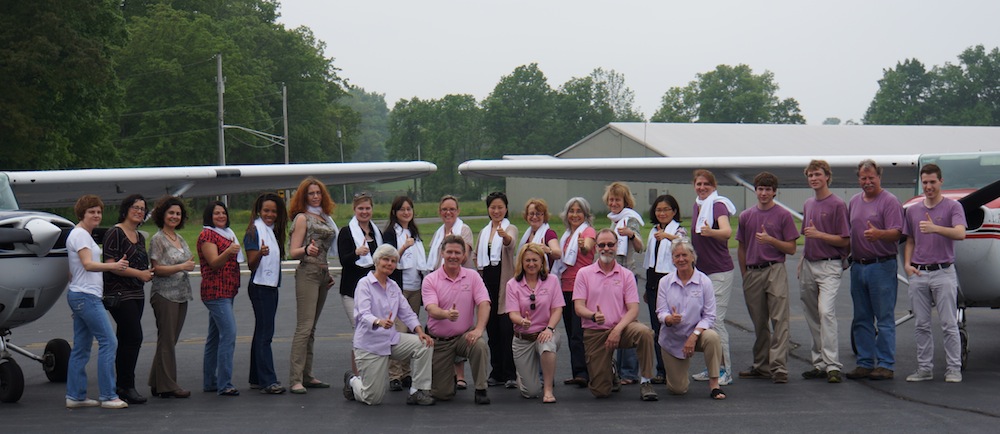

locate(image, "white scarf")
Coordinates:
608 208 644 256
477 218 510 269
551 222 589 276
348 216 382 267
424 217 465 272
307 205 339 257
203 226 245 263
694 191 736 234
643 221 680 274
251 218 280 287
394 223 426 270
518 223 551 251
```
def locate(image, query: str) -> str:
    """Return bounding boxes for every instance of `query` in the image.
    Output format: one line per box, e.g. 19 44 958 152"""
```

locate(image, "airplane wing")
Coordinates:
458 155 920 189
4 161 436 208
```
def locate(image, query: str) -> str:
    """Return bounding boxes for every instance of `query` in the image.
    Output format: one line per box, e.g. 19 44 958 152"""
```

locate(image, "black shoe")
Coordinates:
474 389 490 405
801 368 827 380
117 387 147 404
407 390 436 406
487 377 502 387
343 371 356 401
402 376 412 388
389 379 403 392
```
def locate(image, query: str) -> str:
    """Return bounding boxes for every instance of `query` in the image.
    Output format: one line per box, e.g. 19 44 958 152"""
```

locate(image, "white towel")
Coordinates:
518 223 551 250
394 223 426 271
694 191 736 234
424 217 465 272
477 218 510 269
643 221 681 274
608 208 644 256
251 218 280 287
551 222 589 276
203 226 244 263
348 216 382 267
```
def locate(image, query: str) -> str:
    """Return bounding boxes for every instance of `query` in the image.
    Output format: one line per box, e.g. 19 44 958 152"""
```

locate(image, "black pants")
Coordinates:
483 264 515 382
561 291 589 379
109 297 144 389
645 268 669 376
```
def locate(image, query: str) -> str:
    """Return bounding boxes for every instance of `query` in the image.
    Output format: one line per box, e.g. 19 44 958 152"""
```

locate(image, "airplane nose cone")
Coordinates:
23 218 61 257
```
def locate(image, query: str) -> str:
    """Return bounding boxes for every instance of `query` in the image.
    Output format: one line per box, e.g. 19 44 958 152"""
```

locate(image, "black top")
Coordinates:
337 221 384 297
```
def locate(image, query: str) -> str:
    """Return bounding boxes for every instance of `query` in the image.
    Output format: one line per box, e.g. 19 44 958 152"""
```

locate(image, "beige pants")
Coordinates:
289 263 330 385
742 264 791 375
582 322 654 398
148 293 187 393
389 290 423 381
430 331 488 400
512 332 561 398
351 334 433 405
663 329 721 395
800 259 844 372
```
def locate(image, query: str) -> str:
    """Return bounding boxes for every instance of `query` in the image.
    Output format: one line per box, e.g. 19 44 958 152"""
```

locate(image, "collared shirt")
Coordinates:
903 198 966 264
198 229 240 301
572 261 639 331
737 205 799 265
849 190 904 259
422 266 491 338
505 275 565 334
655 269 716 359
801 194 850 261
353 272 421 356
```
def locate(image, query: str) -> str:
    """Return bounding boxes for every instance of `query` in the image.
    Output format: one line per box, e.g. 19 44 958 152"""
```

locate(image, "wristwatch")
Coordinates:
546 326 556 332
693 329 702 336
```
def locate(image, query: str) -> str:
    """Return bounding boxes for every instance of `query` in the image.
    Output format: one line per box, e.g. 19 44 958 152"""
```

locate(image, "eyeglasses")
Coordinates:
353 192 371 199
529 293 536 311
655 207 673 213
596 242 616 249
527 212 544 217
130 205 147 213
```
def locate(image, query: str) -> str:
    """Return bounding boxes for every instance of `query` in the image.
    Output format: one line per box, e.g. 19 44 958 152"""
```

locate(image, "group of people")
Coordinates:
64 159 967 409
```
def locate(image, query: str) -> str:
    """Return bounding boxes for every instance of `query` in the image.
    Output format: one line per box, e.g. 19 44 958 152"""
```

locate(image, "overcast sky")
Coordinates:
277 0 1000 125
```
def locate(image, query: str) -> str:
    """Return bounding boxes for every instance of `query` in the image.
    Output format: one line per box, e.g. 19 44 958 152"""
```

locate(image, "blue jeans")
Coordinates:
203 297 237 393
849 260 898 370
66 291 119 401
248 283 279 387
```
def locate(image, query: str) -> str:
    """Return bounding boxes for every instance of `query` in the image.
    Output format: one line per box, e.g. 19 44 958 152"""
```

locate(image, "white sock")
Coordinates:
409 387 418 394
640 377 650 384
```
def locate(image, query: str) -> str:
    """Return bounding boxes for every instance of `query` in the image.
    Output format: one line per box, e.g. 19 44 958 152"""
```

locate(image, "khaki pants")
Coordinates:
582 322 654 398
289 263 330 385
663 329 721 395
742 264 791 375
389 290 423 381
512 332 561 398
800 259 844 372
351 334 433 405
148 293 187 393
430 331 488 400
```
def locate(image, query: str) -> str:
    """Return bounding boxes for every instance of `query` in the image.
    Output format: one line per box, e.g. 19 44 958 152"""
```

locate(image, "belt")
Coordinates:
809 256 842 262
852 255 895 265
514 331 540 342
427 332 459 342
746 261 778 270
912 263 952 271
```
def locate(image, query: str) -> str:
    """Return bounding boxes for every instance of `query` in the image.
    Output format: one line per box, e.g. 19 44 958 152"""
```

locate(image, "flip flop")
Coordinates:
456 379 468 390
543 395 557 404
710 388 727 400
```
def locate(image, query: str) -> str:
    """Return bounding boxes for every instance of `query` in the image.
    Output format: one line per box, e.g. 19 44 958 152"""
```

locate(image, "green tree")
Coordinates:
589 68 645 121
651 64 805 124
862 59 932 125
345 86 389 162
552 76 614 147
0 0 127 170
482 63 558 157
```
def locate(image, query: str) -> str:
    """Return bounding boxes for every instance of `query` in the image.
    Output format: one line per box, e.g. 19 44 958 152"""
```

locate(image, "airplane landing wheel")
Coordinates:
43 338 71 382
960 328 969 372
0 357 25 403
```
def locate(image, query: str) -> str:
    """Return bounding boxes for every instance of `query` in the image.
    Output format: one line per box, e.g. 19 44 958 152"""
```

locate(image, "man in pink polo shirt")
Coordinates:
421 235 492 404
573 229 657 401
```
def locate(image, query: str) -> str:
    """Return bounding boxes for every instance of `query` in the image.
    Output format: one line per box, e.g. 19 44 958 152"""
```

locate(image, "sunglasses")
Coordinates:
529 293 536 311
596 242 616 249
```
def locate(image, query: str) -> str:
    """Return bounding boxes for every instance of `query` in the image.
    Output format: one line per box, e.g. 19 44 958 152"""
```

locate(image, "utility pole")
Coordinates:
282 83 289 165
216 53 227 205
338 123 347 204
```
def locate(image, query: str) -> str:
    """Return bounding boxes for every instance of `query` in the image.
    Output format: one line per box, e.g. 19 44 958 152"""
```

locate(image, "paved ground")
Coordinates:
4 250 1000 433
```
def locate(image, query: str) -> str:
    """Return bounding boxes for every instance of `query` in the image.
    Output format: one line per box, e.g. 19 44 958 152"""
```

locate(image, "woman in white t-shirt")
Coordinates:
65 195 129 409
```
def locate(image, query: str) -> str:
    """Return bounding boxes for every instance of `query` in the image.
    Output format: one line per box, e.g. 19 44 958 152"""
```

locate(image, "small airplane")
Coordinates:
460 151 1000 368
0 161 436 403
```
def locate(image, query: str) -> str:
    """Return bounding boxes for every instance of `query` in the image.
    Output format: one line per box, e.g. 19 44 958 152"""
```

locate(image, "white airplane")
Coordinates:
460 151 1000 368
0 161 436 403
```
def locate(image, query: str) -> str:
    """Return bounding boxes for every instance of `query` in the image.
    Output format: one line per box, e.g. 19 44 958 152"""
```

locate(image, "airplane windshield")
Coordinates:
918 152 1000 194
0 174 19 210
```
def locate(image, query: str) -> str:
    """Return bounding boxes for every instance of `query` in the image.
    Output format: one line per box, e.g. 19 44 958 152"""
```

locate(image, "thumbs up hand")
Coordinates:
864 221 880 241
755 224 771 244
803 219 821 238
306 239 318 256
447 303 460 322
593 304 605 325
919 212 937 234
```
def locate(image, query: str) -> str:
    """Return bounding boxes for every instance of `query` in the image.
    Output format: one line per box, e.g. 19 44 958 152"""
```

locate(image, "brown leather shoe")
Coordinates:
868 367 894 380
772 372 789 384
845 367 873 380
738 368 771 379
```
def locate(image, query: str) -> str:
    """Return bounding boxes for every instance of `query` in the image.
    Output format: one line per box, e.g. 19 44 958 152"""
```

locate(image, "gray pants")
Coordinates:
512 333 561 398
351 334 433 405
800 259 844 372
709 270 734 371
907 267 961 372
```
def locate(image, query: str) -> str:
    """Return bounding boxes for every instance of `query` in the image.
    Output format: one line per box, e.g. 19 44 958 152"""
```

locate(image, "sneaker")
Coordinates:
487 377 502 387
845 366 873 380
343 371 356 401
827 370 842 384
772 372 789 384
389 379 403 392
738 368 771 379
945 369 962 383
260 384 286 394
66 398 99 408
474 389 490 405
651 375 666 384
692 368 710 382
719 370 733 386
100 398 129 409
611 374 622 392
868 367 894 380
639 382 658 401
801 368 827 380
504 380 517 389
407 390 436 406
906 369 933 382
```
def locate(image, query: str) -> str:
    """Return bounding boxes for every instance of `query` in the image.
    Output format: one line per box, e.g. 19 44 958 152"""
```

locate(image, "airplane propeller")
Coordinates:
958 178 1000 230
0 218 62 257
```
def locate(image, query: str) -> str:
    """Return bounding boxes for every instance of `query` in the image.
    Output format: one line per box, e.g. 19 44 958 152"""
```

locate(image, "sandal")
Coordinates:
620 378 637 385
710 388 727 400
543 395 557 404
456 379 468 390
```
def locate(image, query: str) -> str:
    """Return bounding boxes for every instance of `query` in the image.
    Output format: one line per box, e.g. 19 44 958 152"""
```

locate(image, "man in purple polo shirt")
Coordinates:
421 235 492 404
799 160 850 384
573 229 657 401
736 172 799 384
902 163 966 383
845 159 903 381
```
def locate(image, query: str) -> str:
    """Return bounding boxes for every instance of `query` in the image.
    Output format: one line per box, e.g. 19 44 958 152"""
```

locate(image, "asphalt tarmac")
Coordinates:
4 251 1000 433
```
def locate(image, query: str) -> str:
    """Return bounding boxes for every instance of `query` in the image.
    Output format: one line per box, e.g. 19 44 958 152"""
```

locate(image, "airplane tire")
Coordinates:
43 338 71 382
0 358 25 403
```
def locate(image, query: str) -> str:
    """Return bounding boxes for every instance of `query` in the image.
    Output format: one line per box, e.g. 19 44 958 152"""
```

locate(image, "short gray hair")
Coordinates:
373 244 399 262
671 237 697 263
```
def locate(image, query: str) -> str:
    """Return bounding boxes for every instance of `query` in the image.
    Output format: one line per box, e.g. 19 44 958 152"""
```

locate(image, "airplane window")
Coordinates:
919 152 1000 191
0 174 19 211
